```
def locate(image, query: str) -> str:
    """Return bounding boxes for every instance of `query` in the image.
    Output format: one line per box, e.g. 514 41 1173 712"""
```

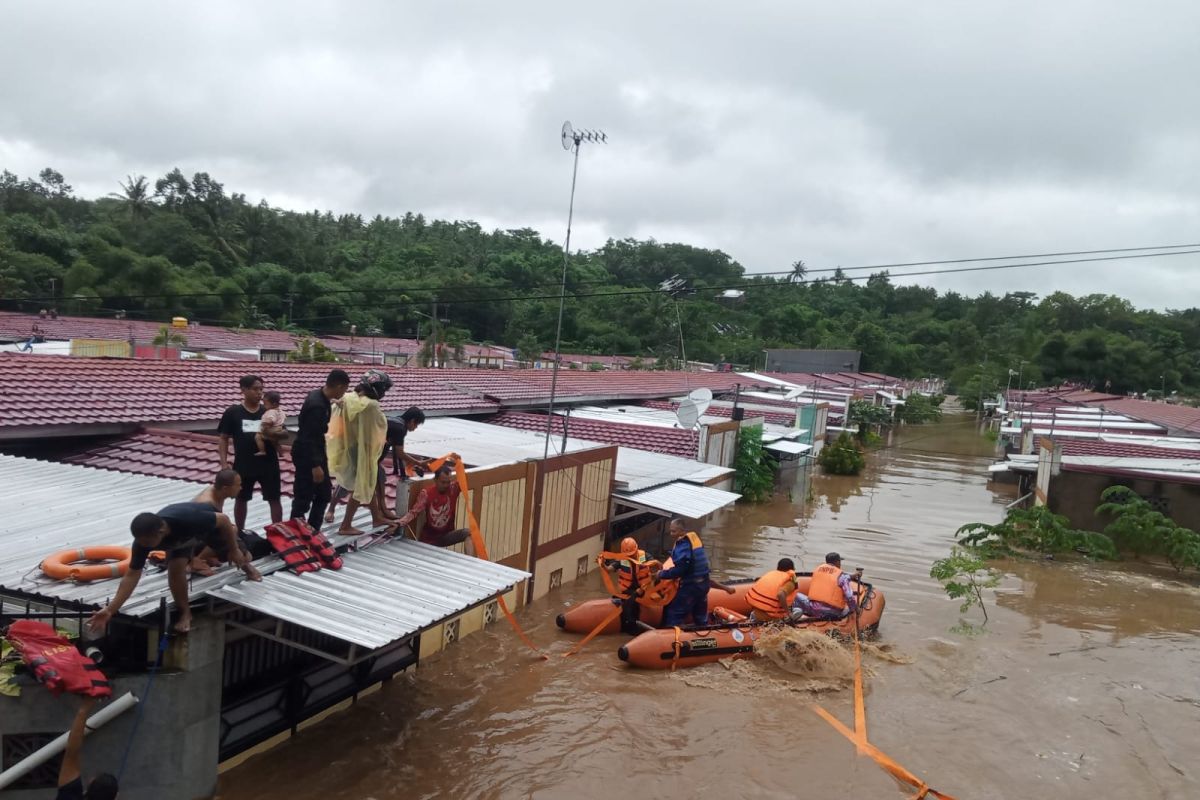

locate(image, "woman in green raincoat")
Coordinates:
327 369 394 535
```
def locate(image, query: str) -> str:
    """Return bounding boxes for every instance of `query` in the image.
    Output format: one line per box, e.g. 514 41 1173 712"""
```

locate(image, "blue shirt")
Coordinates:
657 535 708 585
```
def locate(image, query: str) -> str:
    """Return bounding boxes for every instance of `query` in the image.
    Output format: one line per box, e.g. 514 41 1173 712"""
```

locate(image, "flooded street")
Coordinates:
218 415 1200 799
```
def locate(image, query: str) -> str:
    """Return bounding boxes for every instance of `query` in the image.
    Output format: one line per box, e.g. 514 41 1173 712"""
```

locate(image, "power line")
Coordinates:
8 241 1200 304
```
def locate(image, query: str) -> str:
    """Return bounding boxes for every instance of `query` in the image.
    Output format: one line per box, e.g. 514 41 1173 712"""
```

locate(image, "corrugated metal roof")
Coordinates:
207 537 528 649
0 454 281 615
764 440 813 456
613 482 741 518
677 464 736 485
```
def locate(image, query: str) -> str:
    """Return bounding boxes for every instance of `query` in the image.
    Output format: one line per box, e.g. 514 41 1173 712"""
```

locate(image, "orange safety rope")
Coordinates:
562 603 623 658
435 453 549 660
670 626 682 671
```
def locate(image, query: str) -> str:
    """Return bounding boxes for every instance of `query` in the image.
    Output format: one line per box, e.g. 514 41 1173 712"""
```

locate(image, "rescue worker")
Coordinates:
656 519 727 627
56 696 118 800
793 552 858 620
746 557 800 621
602 537 653 633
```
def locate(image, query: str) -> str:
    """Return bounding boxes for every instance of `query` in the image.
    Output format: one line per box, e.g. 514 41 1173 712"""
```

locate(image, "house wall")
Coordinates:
1047 471 1200 534
0 618 224 800
702 420 740 467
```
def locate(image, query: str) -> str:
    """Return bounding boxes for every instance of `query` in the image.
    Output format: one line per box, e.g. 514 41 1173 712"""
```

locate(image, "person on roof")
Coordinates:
603 537 653 633
254 390 287 457
327 370 393 535
655 519 734 627
792 552 858 621
396 464 475 555
290 369 351 528
386 407 430 517
746 557 800 622
87 502 262 635
192 468 242 512
55 696 118 800
218 374 283 532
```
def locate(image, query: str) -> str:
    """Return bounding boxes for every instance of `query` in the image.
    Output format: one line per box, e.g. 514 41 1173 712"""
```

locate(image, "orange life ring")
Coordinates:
41 546 132 582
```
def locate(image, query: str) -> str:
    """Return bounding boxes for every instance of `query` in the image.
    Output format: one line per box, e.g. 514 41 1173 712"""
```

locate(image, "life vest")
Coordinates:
5 620 112 698
746 569 798 618
677 532 709 583
291 519 343 570
264 521 322 573
616 550 653 595
808 563 847 609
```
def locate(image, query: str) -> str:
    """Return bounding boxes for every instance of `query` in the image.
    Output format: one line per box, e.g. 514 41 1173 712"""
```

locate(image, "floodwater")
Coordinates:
217 415 1200 800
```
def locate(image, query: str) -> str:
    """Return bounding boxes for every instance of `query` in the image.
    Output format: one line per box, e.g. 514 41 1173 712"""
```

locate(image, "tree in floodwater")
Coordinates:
930 547 1000 627
818 431 866 475
734 425 775 503
1096 486 1200 570
956 506 1116 560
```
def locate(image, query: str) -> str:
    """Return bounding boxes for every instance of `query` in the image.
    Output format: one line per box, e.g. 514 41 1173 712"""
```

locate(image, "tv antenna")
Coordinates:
543 121 608 459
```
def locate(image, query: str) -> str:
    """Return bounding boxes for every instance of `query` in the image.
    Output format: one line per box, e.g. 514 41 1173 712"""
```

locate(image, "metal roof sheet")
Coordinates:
207 537 528 649
764 441 813 455
613 481 741 519
676 464 736 485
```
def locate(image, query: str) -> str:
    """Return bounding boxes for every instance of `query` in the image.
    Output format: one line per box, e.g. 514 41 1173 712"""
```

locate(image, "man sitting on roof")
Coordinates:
88 502 262 635
396 464 475 555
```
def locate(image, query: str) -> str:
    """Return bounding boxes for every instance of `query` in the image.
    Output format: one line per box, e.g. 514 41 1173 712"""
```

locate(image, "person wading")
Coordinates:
218 375 283 532
603 537 654 633
655 519 734 627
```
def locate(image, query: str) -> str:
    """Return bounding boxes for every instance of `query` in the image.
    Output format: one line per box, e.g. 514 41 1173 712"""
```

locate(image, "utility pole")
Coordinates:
977 354 988 419
431 299 438 368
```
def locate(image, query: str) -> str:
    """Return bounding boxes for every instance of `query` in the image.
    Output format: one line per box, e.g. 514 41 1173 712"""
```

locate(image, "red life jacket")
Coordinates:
6 620 112 698
291 519 343 569
264 520 322 573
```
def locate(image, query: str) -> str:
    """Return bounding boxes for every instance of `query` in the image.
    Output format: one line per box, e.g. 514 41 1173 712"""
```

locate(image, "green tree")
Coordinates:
818 432 866 475
930 547 1001 625
734 425 775 502
957 506 1116 559
515 332 542 366
152 325 188 348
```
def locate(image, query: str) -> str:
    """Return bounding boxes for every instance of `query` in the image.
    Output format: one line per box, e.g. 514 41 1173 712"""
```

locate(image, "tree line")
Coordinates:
2 167 1199 395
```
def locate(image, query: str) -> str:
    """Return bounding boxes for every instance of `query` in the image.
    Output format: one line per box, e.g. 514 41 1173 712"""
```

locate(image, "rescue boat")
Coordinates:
617 580 885 670
556 579 756 634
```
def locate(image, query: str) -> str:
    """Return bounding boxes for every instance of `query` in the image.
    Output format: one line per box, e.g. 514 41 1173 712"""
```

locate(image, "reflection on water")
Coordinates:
218 415 1200 800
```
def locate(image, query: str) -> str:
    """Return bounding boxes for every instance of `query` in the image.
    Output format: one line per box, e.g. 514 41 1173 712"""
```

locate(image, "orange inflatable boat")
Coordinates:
617 580 885 670
557 579 756 634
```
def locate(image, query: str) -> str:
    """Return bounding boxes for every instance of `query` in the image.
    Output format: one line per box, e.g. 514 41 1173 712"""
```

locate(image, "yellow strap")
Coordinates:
447 453 549 661
562 603 623 658
670 626 682 672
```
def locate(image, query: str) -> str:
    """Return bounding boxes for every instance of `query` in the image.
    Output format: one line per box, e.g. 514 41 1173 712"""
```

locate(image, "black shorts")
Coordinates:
237 463 282 501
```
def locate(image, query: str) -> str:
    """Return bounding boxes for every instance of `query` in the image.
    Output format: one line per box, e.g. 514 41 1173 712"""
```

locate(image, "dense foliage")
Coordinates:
899 393 944 424
1096 486 1200 570
3 167 1200 391
733 425 776 503
956 506 1117 559
818 432 866 475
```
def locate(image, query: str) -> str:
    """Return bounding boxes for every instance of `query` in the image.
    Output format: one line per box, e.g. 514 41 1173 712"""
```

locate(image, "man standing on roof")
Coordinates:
218 375 283 532
88 502 262 635
290 368 351 528
396 464 475 555
385 406 429 517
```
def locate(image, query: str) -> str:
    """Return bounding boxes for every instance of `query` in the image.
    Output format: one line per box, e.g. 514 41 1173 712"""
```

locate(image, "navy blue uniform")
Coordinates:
658 532 711 627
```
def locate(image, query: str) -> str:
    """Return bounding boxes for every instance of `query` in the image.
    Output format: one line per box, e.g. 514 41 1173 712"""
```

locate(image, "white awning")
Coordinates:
765 441 813 456
613 481 741 518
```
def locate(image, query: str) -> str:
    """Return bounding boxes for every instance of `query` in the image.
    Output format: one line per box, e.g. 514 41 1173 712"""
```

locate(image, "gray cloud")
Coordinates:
2 1 1198 308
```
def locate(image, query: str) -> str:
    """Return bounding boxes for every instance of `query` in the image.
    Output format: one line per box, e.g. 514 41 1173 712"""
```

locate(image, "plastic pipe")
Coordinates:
0 692 138 790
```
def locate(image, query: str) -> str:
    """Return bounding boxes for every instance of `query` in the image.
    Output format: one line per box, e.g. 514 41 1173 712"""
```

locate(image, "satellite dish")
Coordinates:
676 398 700 429
561 121 576 151
688 387 712 417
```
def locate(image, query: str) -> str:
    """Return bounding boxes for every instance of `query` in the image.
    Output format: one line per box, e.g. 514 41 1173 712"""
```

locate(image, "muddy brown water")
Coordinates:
217 416 1200 800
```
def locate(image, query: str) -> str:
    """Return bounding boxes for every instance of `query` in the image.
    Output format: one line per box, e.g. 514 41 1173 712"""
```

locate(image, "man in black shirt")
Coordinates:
87 502 262 635
218 374 282 532
386 406 429 517
290 369 351 528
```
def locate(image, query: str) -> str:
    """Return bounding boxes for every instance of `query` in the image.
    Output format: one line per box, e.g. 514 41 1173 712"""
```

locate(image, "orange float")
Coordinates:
617 579 886 670
557 579 756 634
41 546 132 582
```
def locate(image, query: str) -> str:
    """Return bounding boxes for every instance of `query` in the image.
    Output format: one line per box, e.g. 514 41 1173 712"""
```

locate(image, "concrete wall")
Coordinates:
763 349 860 374
1 618 224 800
1047 470 1200 534
530 535 603 601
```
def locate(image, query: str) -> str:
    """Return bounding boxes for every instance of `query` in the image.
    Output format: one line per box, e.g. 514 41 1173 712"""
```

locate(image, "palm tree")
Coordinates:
110 175 152 220
152 325 188 348
788 259 808 284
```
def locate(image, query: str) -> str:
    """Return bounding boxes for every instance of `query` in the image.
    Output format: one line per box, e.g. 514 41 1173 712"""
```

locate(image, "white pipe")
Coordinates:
0 691 138 790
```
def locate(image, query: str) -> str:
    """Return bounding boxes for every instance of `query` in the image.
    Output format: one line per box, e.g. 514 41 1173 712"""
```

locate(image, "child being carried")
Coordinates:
255 390 287 456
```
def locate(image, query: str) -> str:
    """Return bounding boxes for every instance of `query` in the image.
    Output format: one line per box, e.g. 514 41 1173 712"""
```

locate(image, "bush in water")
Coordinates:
1096 486 1200 570
734 424 775 503
819 431 866 476
957 506 1117 560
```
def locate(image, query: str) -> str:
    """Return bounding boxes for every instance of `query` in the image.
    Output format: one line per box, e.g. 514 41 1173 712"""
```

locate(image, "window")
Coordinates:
2 733 61 789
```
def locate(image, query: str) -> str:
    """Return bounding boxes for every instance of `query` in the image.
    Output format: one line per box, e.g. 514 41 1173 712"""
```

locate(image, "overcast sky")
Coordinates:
2 2 1198 309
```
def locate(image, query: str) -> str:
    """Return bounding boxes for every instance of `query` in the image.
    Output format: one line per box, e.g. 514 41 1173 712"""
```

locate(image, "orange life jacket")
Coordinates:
616 550 653 594
746 569 798 618
808 563 847 609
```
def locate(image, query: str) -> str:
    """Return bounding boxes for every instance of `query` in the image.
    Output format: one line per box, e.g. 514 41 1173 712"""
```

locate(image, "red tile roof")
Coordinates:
0 355 498 431
1056 439 1200 460
58 428 408 504
1079 398 1200 435
0 311 298 351
487 411 699 459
